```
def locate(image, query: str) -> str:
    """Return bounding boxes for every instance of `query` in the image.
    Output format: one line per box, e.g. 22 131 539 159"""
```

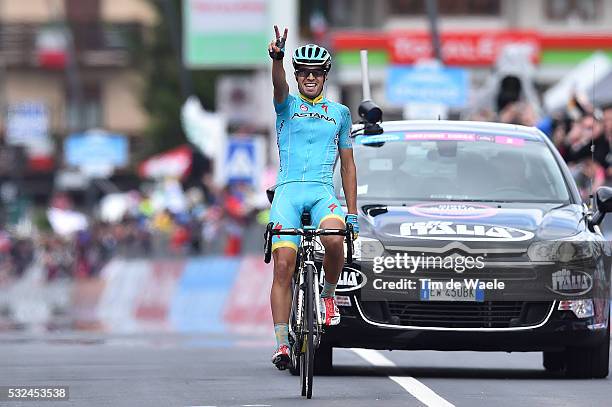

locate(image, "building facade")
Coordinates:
0 0 156 201
0 0 155 148
311 0 612 117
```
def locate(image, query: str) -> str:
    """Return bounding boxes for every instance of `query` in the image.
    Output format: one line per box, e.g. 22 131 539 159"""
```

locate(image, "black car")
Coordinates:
314 120 611 379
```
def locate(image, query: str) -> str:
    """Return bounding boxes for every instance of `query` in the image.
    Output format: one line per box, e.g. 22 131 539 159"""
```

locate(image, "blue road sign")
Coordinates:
65 131 128 168
225 137 257 185
386 65 469 107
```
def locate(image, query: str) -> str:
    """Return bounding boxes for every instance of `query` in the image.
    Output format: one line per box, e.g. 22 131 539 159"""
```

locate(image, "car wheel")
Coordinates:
564 323 610 379
314 343 333 375
542 351 564 372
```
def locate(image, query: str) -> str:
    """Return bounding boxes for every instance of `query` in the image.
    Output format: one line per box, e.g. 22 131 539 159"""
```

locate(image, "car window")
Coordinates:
335 134 570 202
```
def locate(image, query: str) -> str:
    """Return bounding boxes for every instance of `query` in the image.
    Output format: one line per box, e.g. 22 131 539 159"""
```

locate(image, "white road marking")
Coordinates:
351 348 455 407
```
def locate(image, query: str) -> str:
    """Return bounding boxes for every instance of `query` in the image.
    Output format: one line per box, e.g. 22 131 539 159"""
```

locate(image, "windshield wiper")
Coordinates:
361 204 388 217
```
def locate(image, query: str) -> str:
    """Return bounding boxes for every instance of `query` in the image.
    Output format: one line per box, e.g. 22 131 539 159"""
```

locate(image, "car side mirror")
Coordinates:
589 186 612 226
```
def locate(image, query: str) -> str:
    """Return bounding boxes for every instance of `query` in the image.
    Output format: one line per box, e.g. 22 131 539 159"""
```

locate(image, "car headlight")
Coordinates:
527 235 597 262
558 299 594 319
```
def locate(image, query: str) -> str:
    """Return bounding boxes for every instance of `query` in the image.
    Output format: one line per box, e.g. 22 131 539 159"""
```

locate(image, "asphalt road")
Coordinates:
1 252 611 407
1 331 610 407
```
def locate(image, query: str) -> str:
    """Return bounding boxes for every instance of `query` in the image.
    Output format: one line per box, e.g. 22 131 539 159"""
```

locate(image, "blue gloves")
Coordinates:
345 214 359 240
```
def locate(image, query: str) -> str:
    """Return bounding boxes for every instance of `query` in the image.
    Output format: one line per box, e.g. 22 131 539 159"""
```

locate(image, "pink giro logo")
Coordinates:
300 104 308 111
407 202 498 219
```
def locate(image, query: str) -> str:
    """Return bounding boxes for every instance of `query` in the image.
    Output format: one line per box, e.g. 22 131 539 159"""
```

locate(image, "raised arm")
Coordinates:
268 25 289 105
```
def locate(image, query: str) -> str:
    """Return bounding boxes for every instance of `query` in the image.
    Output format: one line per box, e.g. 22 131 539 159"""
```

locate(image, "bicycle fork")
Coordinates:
310 262 323 329
305 260 323 348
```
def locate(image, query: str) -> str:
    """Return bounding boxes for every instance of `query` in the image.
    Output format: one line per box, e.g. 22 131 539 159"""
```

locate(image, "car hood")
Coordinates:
359 201 586 249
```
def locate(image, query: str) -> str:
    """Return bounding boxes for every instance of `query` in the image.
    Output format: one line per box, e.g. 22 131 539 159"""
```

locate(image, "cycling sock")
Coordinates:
274 323 289 348
320 280 337 298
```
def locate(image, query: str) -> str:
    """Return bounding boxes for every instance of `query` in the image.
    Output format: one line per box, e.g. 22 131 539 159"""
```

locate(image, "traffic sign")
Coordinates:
225 137 264 186
386 65 469 107
6 102 49 146
65 130 128 171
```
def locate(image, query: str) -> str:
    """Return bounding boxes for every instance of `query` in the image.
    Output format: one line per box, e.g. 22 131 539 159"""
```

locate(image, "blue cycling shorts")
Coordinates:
270 181 345 253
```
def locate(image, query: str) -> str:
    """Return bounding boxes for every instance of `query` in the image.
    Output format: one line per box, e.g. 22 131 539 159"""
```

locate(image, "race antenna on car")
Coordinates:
355 50 383 136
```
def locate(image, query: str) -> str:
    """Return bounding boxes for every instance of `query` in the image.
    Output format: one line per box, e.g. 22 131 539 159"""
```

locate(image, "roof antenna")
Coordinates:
357 49 383 135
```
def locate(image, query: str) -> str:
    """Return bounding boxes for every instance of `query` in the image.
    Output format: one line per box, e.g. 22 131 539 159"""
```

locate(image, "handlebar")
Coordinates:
264 222 354 264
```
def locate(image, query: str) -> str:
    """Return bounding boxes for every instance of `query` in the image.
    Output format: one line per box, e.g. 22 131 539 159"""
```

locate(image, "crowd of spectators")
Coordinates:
2 92 612 283
471 97 612 201
0 179 267 283
550 103 612 200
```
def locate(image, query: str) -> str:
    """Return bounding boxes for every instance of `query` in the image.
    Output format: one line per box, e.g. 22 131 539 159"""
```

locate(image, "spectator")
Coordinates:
565 114 608 169
574 158 606 201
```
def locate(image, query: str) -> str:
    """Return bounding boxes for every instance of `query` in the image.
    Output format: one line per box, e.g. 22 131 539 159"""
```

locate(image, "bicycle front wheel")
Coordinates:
300 263 316 399
289 274 301 377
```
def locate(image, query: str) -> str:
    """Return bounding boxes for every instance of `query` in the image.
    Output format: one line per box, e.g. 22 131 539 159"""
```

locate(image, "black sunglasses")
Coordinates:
295 69 326 78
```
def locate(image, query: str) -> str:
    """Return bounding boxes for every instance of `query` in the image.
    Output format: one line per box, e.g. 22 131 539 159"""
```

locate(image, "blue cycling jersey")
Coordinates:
274 93 352 186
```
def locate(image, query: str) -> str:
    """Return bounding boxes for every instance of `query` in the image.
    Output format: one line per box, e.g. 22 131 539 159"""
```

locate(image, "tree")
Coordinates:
141 0 223 158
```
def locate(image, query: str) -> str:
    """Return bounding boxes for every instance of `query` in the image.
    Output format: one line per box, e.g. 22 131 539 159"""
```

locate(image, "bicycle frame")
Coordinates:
264 222 353 398
295 230 323 347
264 223 353 347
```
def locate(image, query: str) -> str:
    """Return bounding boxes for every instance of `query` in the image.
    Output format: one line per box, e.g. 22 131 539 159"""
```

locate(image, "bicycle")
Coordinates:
264 210 353 399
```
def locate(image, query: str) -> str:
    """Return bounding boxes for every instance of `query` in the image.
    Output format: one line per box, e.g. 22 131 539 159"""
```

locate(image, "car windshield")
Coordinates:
334 132 571 203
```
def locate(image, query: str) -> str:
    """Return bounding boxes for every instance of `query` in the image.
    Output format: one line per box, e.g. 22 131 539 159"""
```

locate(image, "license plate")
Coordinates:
420 281 484 302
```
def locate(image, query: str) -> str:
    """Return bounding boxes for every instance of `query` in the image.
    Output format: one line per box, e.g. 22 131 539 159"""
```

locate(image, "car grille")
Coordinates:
394 268 537 280
382 250 536 280
369 301 553 329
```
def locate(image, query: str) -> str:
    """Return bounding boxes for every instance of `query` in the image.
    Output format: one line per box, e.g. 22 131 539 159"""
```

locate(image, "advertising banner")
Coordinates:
390 30 540 66
183 0 269 67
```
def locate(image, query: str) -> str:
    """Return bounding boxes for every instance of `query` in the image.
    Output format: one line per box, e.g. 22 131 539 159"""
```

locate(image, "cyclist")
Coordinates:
268 26 359 370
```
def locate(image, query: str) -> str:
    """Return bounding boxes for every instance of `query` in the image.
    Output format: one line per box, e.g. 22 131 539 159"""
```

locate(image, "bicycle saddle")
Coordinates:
266 185 277 204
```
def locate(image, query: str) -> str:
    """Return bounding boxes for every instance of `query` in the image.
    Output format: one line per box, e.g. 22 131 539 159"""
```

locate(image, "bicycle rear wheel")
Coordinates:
300 263 315 399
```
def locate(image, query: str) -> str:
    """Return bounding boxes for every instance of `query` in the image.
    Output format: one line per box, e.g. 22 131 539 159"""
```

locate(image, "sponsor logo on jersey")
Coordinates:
273 223 283 240
397 221 534 242
547 268 593 296
291 112 337 124
321 103 328 114
328 203 338 213
300 104 308 111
